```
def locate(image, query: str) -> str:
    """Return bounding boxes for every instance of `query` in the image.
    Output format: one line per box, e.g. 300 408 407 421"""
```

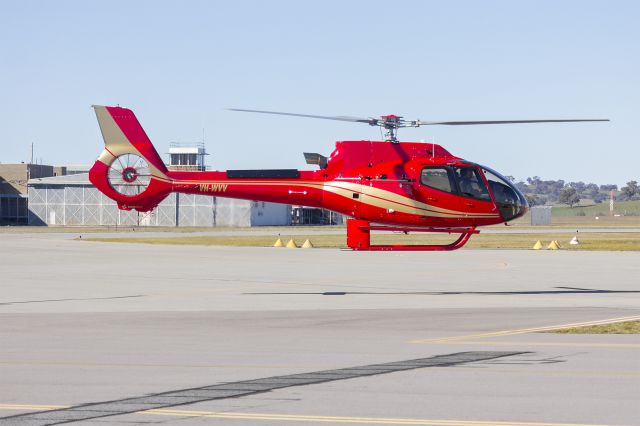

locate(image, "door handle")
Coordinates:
426 197 438 202
465 203 475 208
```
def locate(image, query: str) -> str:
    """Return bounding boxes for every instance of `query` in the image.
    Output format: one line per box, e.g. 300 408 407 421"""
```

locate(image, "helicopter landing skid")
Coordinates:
346 219 478 251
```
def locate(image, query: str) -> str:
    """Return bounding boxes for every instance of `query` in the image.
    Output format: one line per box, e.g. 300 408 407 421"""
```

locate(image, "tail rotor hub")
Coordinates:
122 167 139 183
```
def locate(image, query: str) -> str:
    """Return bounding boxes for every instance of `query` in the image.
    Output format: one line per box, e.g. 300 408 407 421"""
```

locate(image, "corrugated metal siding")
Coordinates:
27 184 290 227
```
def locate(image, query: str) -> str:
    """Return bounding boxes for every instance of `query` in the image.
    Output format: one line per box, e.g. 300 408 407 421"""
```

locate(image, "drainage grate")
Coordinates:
0 351 526 425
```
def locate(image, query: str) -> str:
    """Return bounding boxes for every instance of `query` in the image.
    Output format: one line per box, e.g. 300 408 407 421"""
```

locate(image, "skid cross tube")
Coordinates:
346 219 478 251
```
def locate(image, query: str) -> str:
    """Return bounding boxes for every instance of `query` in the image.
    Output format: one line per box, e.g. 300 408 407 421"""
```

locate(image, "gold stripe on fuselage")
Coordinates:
321 181 498 218
172 178 500 219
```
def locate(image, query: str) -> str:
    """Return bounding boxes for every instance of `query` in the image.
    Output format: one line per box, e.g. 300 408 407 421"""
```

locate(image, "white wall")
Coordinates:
250 201 291 226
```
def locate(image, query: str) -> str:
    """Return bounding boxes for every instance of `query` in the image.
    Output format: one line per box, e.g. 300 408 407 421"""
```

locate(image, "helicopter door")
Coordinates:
419 167 469 224
450 166 497 217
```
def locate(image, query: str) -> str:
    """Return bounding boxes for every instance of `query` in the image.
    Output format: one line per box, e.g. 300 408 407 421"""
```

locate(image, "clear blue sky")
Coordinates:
1 1 638 186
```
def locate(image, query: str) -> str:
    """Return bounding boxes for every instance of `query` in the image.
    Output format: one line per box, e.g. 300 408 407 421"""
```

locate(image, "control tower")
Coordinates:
168 142 207 171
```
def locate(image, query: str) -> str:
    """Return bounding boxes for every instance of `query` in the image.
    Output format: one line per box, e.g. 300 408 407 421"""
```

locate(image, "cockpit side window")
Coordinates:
453 167 491 201
420 167 454 193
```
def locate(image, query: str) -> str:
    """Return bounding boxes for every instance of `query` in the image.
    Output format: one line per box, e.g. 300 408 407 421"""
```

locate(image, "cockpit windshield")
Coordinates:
478 165 528 221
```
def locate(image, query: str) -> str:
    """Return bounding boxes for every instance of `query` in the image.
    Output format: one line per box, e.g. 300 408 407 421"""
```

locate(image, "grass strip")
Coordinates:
81 232 640 251
544 321 640 334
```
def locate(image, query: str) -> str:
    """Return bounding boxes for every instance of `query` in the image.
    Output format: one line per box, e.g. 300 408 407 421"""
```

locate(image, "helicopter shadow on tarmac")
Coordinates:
243 287 640 296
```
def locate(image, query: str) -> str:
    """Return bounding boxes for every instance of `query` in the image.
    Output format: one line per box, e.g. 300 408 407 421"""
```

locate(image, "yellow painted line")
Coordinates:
0 404 66 410
410 315 640 344
143 409 613 426
423 367 640 379
0 404 618 426
0 360 320 369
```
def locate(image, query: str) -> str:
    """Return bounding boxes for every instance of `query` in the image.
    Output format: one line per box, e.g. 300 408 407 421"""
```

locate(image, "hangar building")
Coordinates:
0 163 65 224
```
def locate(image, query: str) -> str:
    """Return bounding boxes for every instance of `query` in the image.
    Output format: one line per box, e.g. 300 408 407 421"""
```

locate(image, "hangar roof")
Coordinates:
28 173 90 186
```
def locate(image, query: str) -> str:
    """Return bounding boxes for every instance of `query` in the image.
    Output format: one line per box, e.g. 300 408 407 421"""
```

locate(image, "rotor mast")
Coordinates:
379 115 403 142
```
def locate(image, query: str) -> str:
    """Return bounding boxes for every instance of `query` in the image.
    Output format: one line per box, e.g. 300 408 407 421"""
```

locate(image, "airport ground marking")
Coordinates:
0 351 523 425
428 367 640 379
0 360 325 369
141 409 618 426
410 315 640 344
0 404 66 411
0 405 617 426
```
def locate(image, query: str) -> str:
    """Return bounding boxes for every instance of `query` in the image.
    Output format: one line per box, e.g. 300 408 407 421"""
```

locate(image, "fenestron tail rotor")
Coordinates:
107 153 152 197
228 108 609 142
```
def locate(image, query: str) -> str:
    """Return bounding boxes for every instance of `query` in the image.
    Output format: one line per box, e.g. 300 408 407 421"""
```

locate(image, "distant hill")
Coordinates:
511 176 639 207
551 200 640 217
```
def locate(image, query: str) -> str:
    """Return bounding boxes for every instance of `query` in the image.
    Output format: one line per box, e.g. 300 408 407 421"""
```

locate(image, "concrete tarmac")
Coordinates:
0 233 639 425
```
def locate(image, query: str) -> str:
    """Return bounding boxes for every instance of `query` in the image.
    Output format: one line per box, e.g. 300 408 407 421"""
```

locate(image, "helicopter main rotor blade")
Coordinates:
228 108 377 125
415 119 610 126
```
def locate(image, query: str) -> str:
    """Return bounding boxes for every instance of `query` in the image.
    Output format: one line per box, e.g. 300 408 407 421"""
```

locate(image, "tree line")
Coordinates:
504 176 640 207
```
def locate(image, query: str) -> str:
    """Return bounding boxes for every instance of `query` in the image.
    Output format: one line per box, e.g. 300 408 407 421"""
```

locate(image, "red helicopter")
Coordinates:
89 106 608 250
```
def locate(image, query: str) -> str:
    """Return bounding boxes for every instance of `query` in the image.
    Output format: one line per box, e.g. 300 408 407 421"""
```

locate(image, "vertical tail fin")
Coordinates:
89 105 171 212
92 105 168 175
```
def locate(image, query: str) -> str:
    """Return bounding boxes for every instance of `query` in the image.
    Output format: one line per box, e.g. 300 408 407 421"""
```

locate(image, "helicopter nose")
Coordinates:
503 184 528 221
479 165 528 222
506 183 529 221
